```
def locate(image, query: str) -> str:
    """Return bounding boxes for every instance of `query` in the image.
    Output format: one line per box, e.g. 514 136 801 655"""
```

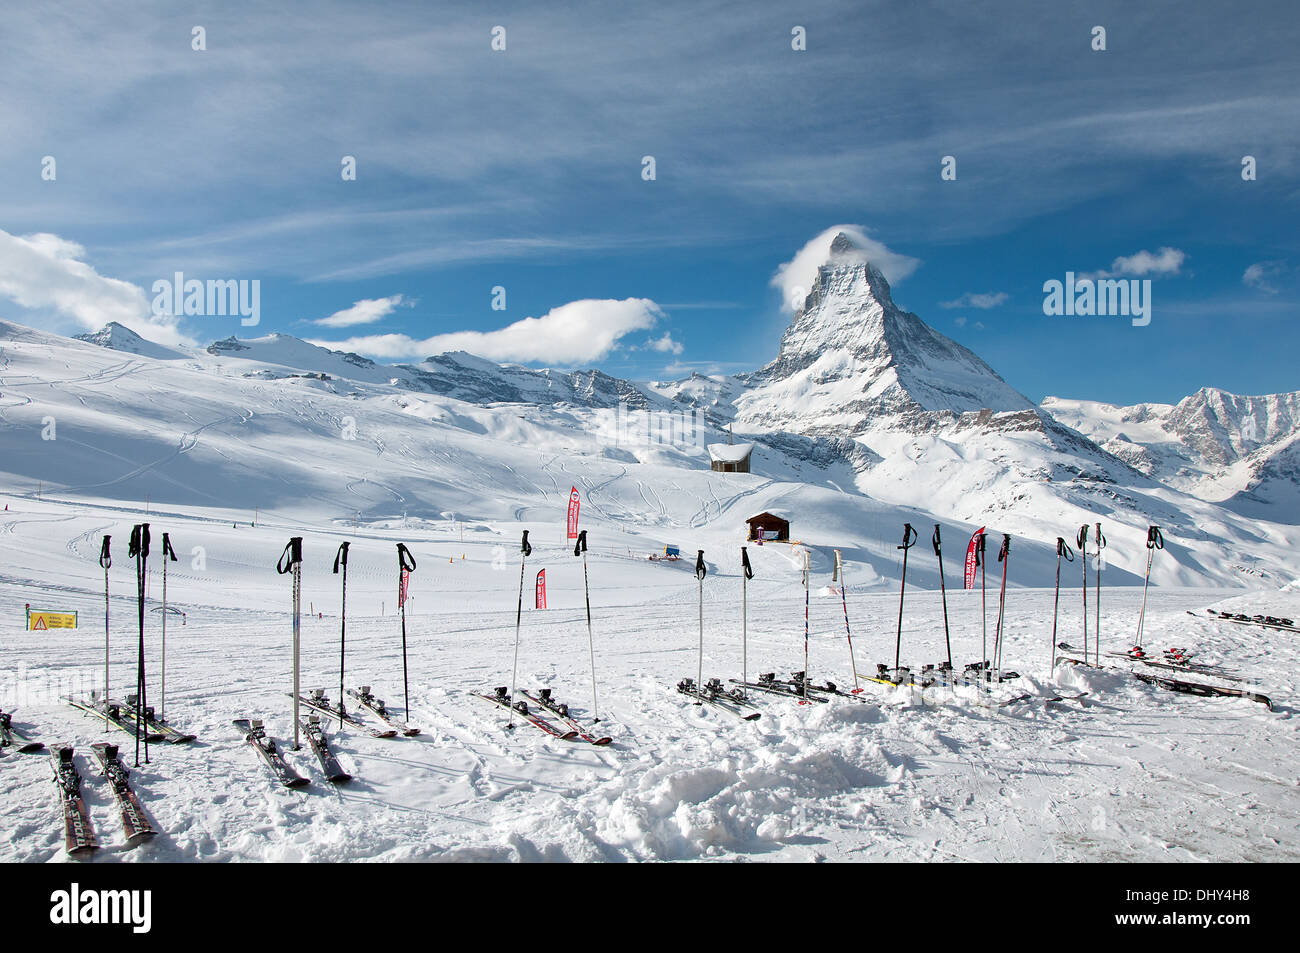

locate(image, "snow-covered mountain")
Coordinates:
73 321 187 361
1044 389 1300 522
10 227 1300 589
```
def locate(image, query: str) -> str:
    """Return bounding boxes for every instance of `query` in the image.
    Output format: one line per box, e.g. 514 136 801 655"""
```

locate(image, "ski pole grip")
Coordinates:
900 523 917 549
999 534 1011 560
695 550 707 580
931 524 942 555
1077 524 1089 548
162 532 177 561
520 530 532 557
334 541 350 573
276 536 303 574
741 546 753 580
1147 525 1163 550
573 530 587 556
129 522 151 559
99 535 112 569
397 542 416 572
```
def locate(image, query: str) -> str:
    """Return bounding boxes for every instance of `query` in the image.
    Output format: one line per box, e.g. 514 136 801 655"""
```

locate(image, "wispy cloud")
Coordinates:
1081 247 1186 281
940 292 1008 310
311 294 411 328
311 298 663 364
1243 260 1285 294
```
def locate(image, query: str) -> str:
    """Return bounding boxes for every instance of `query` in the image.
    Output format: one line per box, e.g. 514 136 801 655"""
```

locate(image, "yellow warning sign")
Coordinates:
27 610 77 630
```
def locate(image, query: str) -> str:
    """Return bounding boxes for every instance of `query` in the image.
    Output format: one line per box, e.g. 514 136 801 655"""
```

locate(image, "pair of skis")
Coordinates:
50 744 157 856
234 718 310 788
677 678 762 721
63 695 167 744
474 687 613 743
1193 609 1298 634
1055 653 1272 710
293 688 398 739
345 686 421 736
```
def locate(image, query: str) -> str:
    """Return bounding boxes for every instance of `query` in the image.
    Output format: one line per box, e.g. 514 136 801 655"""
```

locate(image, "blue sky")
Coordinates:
0 0 1296 405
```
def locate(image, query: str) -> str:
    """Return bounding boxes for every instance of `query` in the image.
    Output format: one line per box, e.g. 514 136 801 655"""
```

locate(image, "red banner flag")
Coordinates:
566 486 581 539
535 569 547 609
964 527 985 590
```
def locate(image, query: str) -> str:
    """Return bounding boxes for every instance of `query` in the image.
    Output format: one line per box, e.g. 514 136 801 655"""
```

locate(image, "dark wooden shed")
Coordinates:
746 512 790 542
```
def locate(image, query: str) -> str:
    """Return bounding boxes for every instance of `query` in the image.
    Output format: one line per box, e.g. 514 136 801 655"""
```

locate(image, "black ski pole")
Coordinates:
160 533 177 723
741 547 753 700
1051 537 1074 669
573 530 599 722
833 549 859 692
1094 522 1105 666
397 543 416 722
695 550 707 697
507 531 531 728
801 547 810 702
932 525 952 670
334 542 350 729
128 523 151 766
1135 525 1163 649
894 523 918 672
1077 524 1090 661
99 535 111 730
992 534 1010 679
277 537 303 749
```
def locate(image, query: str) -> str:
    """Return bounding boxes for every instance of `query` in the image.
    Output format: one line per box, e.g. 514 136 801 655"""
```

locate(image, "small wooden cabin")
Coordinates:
746 512 790 542
708 442 754 473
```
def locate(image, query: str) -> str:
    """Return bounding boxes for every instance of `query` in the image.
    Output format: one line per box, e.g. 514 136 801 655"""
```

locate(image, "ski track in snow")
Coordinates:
2 500 1298 863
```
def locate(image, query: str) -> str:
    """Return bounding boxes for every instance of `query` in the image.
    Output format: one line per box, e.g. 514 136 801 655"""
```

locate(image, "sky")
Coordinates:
0 0 1297 406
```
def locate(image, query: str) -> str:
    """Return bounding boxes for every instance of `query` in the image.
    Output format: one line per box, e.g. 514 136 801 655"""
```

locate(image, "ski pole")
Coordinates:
894 523 918 672
741 547 753 699
507 531 531 728
1051 537 1074 670
932 525 952 671
801 547 811 703
99 535 111 730
834 549 860 692
695 550 707 695
276 537 303 749
128 523 151 766
160 533 177 723
397 543 417 722
1077 524 1090 661
1135 525 1163 649
334 541 350 730
1094 522 1105 666
573 530 599 722
992 535 1010 680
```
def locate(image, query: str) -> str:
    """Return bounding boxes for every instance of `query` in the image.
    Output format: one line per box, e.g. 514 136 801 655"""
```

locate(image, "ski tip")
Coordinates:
329 774 354 784
592 737 613 746
402 728 422 736
560 731 580 740
744 713 762 721
19 742 45 754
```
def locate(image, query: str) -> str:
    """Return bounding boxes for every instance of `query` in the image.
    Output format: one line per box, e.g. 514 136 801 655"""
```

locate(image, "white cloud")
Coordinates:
0 229 190 345
940 291 1008 310
312 294 411 328
1087 247 1185 279
1242 260 1284 294
771 225 921 314
954 316 968 327
312 297 664 364
643 332 684 355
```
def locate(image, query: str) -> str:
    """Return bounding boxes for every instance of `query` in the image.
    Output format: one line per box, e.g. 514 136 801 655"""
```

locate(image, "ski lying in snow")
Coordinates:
1130 671 1273 710
785 671 873 703
1057 655 1271 709
119 694 196 744
473 688 580 739
520 689 612 745
90 743 157 843
294 689 398 738
346 686 420 736
50 747 98 856
1059 642 1244 681
730 674 829 704
64 695 166 742
233 718 309 788
1191 609 1298 634
301 714 352 783
677 678 761 720
0 709 44 753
